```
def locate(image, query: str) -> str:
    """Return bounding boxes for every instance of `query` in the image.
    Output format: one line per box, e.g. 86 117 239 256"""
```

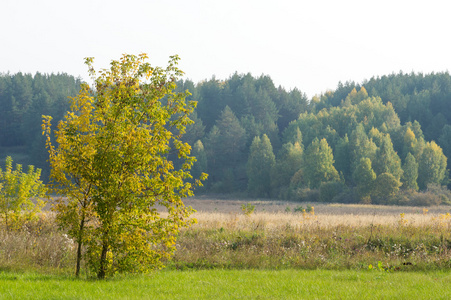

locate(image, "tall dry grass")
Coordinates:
0 213 76 273
2 202 451 273
171 209 451 270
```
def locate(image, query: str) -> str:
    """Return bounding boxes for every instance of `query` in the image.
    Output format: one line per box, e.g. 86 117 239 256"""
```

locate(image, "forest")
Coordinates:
1 71 451 206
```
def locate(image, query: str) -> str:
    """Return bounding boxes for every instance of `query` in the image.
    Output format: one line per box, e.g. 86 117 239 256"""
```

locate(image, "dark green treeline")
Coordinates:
2 71 451 205
0 72 81 179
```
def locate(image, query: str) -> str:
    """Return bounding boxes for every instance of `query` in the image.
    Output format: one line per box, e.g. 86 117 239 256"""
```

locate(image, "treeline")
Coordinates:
1 71 451 205
0 72 81 179
180 72 451 205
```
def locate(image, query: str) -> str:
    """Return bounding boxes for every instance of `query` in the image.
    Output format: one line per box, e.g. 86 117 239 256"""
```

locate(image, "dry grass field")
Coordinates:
2 197 451 275
168 197 451 271
185 197 451 227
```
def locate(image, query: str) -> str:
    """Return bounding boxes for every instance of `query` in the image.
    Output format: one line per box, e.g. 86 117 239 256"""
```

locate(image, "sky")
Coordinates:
1 0 451 98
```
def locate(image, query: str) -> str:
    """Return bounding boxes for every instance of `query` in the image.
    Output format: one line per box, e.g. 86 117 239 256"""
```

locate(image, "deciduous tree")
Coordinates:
402 153 419 191
353 157 376 203
304 138 339 189
247 134 275 197
43 54 206 279
0 156 46 231
418 141 447 189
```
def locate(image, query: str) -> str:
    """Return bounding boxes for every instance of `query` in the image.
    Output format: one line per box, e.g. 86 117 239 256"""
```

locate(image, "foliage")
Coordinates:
191 140 207 187
303 138 339 189
4 68 451 201
42 54 206 279
402 153 419 191
0 156 46 231
270 140 303 198
319 181 346 203
240 203 255 216
418 141 447 189
372 173 402 204
246 134 275 197
353 158 376 203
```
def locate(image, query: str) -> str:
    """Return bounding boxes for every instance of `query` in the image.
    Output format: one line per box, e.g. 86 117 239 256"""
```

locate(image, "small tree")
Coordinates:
0 156 46 231
43 54 206 279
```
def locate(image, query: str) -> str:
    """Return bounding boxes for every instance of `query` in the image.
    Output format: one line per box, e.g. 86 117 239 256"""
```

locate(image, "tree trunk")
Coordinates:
75 212 85 277
97 239 109 279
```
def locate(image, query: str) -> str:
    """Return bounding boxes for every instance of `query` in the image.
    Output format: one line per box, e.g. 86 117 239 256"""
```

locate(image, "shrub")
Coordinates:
329 188 357 204
241 203 255 216
426 184 451 205
290 188 320 202
319 181 345 203
409 192 441 206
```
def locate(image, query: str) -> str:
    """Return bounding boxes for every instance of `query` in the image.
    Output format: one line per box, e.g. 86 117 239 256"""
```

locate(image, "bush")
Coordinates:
290 188 320 202
426 184 451 205
408 192 441 206
329 188 358 204
319 181 345 203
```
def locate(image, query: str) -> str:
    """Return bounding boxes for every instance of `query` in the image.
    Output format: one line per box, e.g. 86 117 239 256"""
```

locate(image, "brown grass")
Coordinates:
169 199 451 271
2 199 451 274
0 213 76 273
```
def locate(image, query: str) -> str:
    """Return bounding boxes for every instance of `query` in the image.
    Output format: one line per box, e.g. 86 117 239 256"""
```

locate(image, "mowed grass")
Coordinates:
0 270 451 299
1 269 451 299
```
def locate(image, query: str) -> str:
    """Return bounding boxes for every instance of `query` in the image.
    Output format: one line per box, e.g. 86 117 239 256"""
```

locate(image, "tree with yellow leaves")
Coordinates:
42 54 206 279
0 156 46 231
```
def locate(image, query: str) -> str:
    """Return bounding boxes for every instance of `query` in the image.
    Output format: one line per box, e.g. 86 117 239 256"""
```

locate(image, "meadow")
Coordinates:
171 198 451 271
1 198 451 298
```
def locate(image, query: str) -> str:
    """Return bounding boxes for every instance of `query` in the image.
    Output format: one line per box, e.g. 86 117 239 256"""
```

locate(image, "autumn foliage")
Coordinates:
42 54 206 278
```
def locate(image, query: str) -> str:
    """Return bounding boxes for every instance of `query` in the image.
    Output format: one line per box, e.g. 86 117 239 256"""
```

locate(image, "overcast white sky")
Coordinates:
1 0 450 98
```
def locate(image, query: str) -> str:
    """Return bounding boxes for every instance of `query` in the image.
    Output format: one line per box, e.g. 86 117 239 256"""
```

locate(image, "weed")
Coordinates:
241 203 255 216
368 261 395 272
398 213 408 226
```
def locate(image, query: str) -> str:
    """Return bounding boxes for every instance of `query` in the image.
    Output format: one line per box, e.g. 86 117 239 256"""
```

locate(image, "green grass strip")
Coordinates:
1 269 450 299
